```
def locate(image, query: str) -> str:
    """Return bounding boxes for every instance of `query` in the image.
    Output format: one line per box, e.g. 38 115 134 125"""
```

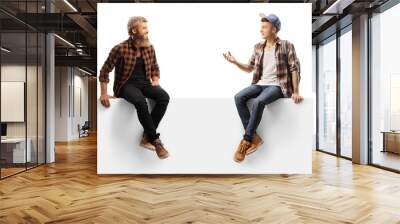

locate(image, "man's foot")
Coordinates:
246 132 264 155
234 139 252 163
140 134 156 151
151 138 169 159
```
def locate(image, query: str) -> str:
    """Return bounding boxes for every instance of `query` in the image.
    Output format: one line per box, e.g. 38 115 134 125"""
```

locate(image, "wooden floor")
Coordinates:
1 134 400 224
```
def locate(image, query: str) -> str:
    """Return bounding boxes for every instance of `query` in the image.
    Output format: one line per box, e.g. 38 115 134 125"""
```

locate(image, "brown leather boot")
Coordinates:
246 132 264 155
151 138 169 159
234 139 252 163
140 133 156 151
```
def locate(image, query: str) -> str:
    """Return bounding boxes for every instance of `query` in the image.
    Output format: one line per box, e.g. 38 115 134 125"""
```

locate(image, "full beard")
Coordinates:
132 34 151 48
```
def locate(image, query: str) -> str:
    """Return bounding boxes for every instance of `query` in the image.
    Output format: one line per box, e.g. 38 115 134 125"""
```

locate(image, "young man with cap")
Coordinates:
99 16 170 159
223 13 303 163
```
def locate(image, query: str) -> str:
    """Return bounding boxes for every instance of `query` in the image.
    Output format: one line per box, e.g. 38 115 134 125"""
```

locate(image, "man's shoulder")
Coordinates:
108 40 129 55
117 39 129 48
279 39 294 47
115 40 154 50
112 38 130 48
254 41 265 49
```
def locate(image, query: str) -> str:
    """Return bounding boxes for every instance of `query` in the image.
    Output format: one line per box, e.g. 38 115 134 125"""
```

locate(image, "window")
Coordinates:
370 2 400 171
0 1 47 179
339 27 352 158
317 35 337 155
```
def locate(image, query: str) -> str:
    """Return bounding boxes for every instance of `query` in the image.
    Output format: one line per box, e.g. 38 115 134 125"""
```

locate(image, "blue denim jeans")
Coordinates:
234 85 284 141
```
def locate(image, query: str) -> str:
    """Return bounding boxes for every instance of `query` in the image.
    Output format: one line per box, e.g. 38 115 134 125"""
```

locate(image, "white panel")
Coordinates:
96 3 313 173
97 98 313 174
1 82 25 122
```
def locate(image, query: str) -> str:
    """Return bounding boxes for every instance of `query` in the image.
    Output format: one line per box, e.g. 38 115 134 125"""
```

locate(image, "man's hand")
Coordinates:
223 51 237 64
151 77 160 86
291 93 303 104
100 94 114 108
223 51 254 73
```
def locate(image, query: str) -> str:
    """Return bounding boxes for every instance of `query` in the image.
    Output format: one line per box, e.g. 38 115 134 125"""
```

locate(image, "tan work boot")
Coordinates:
140 134 156 151
234 139 252 163
246 132 264 155
151 138 169 159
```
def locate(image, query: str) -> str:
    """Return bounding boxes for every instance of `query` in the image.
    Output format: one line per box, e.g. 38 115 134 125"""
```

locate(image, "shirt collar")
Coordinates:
263 36 281 47
276 37 282 45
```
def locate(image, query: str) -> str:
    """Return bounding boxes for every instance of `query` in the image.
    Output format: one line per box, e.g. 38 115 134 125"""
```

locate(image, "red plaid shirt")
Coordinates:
99 36 160 97
248 37 301 97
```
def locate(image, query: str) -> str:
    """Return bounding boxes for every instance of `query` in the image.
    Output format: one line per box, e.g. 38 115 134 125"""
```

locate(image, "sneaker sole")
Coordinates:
246 140 264 155
158 152 169 159
234 156 244 163
140 143 156 151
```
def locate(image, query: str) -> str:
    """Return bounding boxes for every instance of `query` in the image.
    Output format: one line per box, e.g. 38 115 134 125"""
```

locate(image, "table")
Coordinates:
381 131 400 154
1 138 32 164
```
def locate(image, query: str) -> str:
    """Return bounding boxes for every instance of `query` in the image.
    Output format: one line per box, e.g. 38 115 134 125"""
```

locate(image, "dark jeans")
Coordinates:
234 85 283 142
120 82 170 142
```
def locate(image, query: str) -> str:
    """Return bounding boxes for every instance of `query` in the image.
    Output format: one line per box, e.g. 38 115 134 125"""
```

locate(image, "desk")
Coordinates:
1 138 32 163
381 131 400 154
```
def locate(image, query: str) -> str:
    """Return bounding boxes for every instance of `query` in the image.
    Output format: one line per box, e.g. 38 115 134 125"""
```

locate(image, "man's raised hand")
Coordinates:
223 51 237 64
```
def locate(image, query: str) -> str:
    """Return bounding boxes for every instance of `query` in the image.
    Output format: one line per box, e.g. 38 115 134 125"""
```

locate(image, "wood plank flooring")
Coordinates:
1 134 400 223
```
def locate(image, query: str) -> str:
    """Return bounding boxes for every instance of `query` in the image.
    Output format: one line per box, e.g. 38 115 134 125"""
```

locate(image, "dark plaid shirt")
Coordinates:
248 37 301 97
99 36 160 97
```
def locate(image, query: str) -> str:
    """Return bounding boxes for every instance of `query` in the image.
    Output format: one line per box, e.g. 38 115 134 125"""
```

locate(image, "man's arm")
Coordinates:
292 71 300 94
99 44 120 84
99 44 120 107
223 51 254 73
234 60 254 73
287 42 303 103
150 45 160 86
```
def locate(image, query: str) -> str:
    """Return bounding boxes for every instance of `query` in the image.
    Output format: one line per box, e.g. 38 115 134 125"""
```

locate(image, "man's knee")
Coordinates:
157 91 170 104
234 92 245 105
163 91 170 102
132 98 148 109
252 99 265 108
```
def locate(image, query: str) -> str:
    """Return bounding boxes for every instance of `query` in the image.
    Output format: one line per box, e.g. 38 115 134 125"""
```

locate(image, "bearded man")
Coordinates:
99 16 170 159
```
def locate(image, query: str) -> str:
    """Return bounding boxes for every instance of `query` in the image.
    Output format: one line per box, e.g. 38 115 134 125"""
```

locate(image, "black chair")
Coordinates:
78 121 90 138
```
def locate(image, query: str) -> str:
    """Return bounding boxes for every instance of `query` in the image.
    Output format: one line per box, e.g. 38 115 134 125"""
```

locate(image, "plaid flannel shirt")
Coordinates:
99 36 160 97
248 37 301 97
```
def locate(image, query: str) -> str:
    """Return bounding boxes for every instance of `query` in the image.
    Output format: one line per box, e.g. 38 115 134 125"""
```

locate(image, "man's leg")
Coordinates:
234 85 263 130
139 85 170 159
120 83 158 142
244 85 283 141
233 85 263 162
141 85 170 129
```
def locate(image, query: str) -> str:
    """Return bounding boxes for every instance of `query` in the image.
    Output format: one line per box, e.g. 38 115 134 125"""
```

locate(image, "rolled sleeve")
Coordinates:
151 46 160 79
287 42 301 77
99 44 120 83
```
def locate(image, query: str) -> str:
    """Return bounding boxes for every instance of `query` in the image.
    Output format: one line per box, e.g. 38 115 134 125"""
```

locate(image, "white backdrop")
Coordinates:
97 3 312 98
97 3 313 174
